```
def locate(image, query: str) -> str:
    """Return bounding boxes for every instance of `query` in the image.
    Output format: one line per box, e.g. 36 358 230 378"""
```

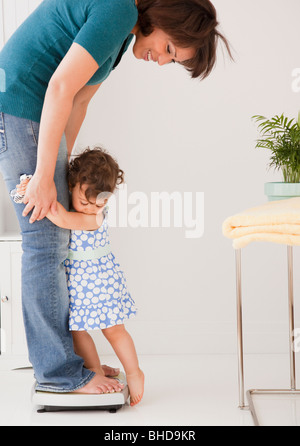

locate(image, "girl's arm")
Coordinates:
22 43 100 224
46 202 104 231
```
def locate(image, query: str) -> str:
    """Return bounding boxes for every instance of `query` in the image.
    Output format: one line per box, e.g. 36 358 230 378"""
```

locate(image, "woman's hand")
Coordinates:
22 174 58 223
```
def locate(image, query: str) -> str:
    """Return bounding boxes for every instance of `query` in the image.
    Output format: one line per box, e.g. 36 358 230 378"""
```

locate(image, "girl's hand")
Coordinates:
16 178 31 196
22 174 58 223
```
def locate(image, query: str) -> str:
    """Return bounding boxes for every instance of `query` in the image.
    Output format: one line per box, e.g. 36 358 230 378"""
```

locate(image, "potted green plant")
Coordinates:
252 112 300 201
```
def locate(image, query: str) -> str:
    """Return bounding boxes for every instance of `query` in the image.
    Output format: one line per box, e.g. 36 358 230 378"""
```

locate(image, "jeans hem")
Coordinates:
34 371 96 393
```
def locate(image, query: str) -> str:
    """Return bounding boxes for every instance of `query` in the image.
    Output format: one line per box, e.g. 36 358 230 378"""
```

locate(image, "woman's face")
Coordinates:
132 27 195 66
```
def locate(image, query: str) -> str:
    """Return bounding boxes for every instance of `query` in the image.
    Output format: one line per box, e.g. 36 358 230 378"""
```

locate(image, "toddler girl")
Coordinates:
18 147 144 406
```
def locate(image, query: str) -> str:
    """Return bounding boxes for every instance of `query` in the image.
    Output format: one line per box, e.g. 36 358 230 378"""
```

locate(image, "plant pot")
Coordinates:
264 182 300 201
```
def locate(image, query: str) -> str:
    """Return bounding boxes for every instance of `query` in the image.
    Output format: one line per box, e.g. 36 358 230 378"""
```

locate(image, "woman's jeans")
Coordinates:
0 113 94 392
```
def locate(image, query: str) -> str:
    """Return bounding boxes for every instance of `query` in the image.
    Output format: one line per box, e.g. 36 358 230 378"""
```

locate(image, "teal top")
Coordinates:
0 0 138 123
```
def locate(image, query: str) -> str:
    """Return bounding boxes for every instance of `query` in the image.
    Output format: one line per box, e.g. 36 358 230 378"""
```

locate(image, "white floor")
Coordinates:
0 354 300 426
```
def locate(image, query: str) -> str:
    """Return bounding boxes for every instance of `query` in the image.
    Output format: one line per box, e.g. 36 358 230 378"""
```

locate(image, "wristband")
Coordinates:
10 174 32 203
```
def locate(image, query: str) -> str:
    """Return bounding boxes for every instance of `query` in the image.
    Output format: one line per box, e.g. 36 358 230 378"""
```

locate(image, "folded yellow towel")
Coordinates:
222 197 300 249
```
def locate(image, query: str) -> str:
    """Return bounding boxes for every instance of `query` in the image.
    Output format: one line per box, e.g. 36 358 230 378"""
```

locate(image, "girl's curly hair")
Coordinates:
68 147 124 201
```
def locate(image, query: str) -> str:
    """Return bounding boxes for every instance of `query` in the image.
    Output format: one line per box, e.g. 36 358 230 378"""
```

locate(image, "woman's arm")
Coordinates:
23 43 100 224
47 202 104 231
65 84 101 159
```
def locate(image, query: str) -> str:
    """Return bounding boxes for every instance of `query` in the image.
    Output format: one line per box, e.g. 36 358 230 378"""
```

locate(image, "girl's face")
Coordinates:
71 183 107 215
131 27 195 66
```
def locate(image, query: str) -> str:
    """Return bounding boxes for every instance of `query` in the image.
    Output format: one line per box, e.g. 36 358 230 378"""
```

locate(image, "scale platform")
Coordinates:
32 373 129 413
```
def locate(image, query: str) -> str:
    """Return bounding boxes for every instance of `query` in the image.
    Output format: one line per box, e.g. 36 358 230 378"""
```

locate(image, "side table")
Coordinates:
235 245 300 425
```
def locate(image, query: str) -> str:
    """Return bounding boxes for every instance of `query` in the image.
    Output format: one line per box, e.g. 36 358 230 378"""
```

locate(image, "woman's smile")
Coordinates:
144 50 155 62
132 27 195 66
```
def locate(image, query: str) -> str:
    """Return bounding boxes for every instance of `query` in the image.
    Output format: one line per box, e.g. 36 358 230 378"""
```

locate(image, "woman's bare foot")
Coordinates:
126 368 145 406
74 373 124 395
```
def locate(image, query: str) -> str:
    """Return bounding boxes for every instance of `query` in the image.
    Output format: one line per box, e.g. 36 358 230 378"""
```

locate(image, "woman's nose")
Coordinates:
157 54 172 66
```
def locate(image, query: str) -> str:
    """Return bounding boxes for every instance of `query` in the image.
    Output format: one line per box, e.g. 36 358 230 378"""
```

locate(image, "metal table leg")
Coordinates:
236 246 300 426
287 246 296 391
235 249 249 410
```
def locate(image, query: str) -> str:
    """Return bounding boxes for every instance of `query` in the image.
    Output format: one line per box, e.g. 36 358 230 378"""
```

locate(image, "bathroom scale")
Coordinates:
31 372 129 413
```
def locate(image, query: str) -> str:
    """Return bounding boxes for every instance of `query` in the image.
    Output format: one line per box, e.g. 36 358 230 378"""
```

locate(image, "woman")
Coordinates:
0 0 231 394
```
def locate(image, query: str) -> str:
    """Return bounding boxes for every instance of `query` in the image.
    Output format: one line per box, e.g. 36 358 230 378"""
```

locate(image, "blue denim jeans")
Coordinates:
0 113 94 392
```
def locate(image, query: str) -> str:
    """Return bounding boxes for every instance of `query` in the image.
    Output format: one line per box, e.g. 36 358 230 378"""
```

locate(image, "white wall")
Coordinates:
1 0 300 356
0 0 41 44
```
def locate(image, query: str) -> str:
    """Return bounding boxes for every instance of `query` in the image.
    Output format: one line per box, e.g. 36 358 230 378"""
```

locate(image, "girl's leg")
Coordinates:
72 331 120 378
71 333 120 377
102 325 145 406
72 331 122 393
72 331 103 375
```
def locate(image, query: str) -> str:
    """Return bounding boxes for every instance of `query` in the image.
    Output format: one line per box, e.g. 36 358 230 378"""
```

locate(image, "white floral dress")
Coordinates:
64 206 137 331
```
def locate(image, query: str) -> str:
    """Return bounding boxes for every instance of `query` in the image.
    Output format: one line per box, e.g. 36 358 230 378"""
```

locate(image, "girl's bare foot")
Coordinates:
126 368 145 406
102 365 120 377
74 373 124 395
88 365 120 378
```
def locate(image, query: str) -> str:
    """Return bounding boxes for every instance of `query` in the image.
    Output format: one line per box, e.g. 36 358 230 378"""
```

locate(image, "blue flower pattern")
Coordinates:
64 207 137 331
